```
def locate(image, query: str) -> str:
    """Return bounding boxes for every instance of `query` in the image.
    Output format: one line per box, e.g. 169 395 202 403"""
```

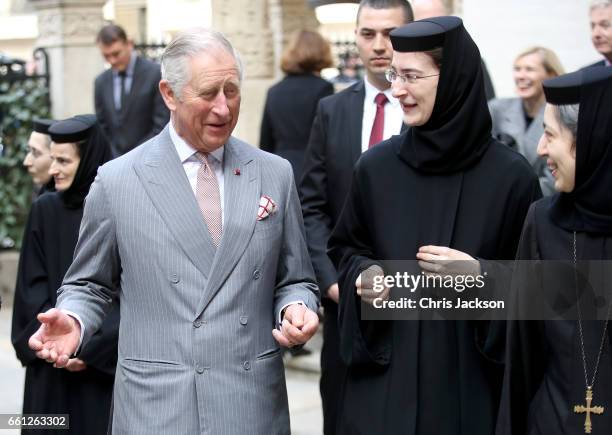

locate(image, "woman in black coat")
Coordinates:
259 29 334 184
11 114 117 435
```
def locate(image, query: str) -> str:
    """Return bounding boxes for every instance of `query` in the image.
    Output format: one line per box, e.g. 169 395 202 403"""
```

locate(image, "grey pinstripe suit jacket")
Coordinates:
56 127 320 434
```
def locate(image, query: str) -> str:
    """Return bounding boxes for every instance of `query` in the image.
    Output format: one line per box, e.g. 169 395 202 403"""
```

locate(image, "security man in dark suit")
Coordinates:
299 1 411 433
94 24 169 157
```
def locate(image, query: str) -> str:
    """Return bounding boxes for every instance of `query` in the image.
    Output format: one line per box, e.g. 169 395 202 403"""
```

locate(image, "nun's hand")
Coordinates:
356 265 389 305
416 246 481 277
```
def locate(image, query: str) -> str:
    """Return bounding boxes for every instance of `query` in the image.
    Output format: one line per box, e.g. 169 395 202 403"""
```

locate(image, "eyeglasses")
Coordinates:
385 69 440 84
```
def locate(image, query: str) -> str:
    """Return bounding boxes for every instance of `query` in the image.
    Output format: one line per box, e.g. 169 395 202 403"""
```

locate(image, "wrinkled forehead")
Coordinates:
188 49 241 86
591 4 612 19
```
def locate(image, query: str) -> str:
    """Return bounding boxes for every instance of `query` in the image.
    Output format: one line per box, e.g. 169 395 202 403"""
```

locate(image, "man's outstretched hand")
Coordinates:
28 308 81 368
272 304 319 348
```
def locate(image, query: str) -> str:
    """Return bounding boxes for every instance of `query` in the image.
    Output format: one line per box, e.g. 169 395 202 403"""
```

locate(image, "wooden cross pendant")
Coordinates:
574 386 604 434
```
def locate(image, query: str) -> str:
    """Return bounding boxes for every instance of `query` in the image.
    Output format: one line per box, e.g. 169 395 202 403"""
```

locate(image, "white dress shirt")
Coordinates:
361 77 405 152
169 122 226 225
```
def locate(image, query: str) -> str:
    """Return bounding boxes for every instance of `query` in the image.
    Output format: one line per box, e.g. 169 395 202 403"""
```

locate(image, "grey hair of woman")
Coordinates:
160 28 244 100
553 104 580 144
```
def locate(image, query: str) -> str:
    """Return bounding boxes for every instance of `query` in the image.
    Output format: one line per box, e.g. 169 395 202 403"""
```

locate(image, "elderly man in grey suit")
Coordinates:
28 28 320 435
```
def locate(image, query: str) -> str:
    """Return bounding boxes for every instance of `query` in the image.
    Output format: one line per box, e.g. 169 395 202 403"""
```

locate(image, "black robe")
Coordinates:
496 197 612 435
11 192 118 435
329 136 541 435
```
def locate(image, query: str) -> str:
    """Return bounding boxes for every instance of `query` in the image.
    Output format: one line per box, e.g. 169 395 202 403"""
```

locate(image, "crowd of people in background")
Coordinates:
8 0 612 434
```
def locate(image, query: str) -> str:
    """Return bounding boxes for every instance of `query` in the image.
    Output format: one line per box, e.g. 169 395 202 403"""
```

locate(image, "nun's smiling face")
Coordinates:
390 51 440 127
537 104 576 193
49 142 81 191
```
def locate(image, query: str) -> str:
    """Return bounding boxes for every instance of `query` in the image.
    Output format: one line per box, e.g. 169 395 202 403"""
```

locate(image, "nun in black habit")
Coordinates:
496 67 612 435
328 17 541 435
11 114 118 435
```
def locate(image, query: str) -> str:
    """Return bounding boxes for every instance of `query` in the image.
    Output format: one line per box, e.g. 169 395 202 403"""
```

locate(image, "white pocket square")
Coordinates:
257 195 278 221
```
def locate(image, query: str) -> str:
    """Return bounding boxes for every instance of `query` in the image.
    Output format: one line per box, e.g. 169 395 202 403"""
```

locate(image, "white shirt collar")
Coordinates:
168 120 224 165
363 76 400 108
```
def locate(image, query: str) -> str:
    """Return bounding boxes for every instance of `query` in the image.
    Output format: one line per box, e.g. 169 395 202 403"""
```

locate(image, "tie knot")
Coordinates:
118 70 127 78
195 152 211 165
374 92 388 107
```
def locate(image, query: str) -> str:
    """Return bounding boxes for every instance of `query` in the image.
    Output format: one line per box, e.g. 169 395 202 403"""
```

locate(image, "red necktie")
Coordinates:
369 93 388 148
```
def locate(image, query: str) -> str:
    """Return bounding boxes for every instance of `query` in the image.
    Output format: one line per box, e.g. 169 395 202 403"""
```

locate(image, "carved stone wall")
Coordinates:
32 0 105 118
211 0 274 79
210 0 319 145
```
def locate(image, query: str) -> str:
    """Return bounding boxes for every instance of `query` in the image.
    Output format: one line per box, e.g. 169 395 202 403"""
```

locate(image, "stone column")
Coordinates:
211 0 318 147
211 0 274 146
270 0 319 74
32 0 105 119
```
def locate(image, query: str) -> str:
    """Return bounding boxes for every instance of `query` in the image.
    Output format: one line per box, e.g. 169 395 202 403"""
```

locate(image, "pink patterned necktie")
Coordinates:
369 92 388 148
195 152 222 247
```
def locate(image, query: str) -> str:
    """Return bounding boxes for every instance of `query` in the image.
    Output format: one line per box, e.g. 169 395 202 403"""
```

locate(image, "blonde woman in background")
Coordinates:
489 47 564 195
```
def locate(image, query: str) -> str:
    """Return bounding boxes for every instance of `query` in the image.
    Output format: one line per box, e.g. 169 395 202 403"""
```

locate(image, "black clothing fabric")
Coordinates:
328 16 541 435
543 68 612 235
94 56 169 156
48 114 95 144
300 80 367 295
299 79 406 434
12 116 117 434
299 80 367 435
496 198 612 435
259 74 333 184
329 138 540 435
11 193 119 435
497 65 612 435
582 59 607 70
32 118 54 135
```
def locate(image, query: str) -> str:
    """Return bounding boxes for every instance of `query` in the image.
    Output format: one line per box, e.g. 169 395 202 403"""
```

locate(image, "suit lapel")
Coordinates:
134 127 216 279
196 137 259 314
349 81 365 164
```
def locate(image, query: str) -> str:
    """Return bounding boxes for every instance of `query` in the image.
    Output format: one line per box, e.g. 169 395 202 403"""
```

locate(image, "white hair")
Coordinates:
590 0 612 10
554 104 580 140
160 27 244 99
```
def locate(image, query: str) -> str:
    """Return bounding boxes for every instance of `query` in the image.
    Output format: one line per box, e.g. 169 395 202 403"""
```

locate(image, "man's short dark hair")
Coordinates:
357 0 415 25
96 24 128 45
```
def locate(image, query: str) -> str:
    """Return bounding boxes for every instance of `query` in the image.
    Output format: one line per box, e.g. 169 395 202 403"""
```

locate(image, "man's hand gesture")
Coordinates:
272 304 319 348
28 308 81 368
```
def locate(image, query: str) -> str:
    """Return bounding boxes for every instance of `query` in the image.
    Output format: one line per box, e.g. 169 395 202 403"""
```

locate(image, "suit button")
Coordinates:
193 320 203 328
170 273 180 283
239 315 248 325
253 270 261 280
195 365 204 374
243 360 251 371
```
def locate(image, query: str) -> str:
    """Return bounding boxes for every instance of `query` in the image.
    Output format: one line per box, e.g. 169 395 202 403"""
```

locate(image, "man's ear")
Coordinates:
159 80 177 112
